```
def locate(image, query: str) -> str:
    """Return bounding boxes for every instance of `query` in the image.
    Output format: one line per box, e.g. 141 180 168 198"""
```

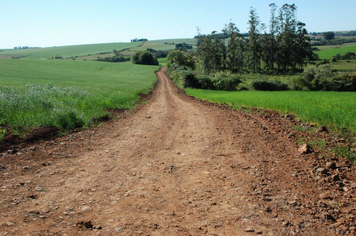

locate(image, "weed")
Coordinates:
0 129 6 140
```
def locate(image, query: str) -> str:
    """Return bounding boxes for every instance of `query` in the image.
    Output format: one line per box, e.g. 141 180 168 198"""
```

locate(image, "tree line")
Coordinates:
196 3 313 74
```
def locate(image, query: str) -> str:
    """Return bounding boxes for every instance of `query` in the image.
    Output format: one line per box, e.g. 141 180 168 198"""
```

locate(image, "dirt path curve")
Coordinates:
1 68 355 235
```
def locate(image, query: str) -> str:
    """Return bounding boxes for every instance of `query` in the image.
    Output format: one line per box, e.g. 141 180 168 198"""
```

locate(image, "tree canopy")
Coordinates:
131 51 158 65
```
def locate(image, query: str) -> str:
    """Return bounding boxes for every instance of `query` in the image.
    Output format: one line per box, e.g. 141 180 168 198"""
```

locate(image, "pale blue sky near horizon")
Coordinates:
1 0 355 49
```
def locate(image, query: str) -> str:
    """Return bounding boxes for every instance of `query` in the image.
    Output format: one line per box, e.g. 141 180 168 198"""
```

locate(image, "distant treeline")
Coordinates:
14 46 41 49
96 49 130 62
310 30 356 37
131 38 148 42
312 37 356 46
194 32 249 40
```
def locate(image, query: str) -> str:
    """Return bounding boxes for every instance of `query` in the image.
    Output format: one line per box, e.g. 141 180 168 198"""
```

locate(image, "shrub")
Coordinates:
252 80 289 91
211 72 241 91
131 51 158 65
332 72 356 91
97 54 130 62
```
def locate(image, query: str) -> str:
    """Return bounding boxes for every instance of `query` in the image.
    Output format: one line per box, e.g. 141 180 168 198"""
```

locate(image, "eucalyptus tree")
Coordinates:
223 22 245 73
261 3 278 72
276 3 297 72
247 7 261 73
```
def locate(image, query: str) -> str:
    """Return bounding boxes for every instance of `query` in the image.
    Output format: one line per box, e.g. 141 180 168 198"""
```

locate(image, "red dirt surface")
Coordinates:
1 68 355 235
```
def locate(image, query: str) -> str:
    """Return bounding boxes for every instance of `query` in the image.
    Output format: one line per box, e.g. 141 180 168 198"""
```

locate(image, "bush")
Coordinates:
197 75 214 89
183 73 200 88
332 72 356 91
299 64 334 91
252 80 289 91
211 72 241 91
131 51 158 65
97 55 130 62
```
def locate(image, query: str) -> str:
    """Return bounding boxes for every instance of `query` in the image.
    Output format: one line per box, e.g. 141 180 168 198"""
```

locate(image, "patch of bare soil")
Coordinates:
1 68 355 235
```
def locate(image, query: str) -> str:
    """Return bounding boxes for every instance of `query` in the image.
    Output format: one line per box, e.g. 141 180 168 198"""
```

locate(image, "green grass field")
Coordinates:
0 59 158 131
123 38 196 56
0 42 141 59
316 44 356 59
185 89 356 134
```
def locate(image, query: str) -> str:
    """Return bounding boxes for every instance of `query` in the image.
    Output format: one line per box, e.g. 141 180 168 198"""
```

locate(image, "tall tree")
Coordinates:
295 22 312 69
276 3 297 72
223 22 244 72
247 7 261 73
261 3 278 72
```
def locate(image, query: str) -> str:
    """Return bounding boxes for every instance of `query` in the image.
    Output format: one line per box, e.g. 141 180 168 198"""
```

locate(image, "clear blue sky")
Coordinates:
1 0 355 49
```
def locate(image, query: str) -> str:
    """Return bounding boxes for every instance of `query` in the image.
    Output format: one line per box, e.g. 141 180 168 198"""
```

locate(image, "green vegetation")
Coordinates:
0 42 140 59
167 4 317 92
185 89 356 134
131 51 159 65
316 45 356 59
0 59 158 131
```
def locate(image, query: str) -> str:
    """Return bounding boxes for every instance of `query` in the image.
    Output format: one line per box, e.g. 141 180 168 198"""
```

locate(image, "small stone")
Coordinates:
319 193 332 200
325 162 337 170
316 168 329 175
298 144 310 154
115 227 122 232
316 126 328 133
81 206 92 212
7 150 17 154
245 227 255 233
35 187 44 192
6 222 14 226
332 174 340 181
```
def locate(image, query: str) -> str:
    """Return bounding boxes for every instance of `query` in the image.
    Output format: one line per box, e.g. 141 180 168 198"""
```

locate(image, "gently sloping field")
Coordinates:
1 68 355 235
123 38 196 56
185 89 356 134
316 44 356 59
0 42 141 59
0 59 158 129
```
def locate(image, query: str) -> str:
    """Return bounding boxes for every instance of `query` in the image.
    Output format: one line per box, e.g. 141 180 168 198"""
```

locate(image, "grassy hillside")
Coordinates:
316 44 356 59
0 59 158 130
123 38 196 56
185 89 356 134
0 42 141 59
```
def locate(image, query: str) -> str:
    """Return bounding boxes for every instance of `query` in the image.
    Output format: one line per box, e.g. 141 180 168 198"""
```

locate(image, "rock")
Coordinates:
326 214 336 222
319 193 332 200
332 174 340 181
7 150 17 154
115 227 122 232
325 162 337 170
316 126 328 133
6 222 14 226
244 227 255 233
316 168 329 176
81 206 92 212
298 144 310 154
35 187 44 192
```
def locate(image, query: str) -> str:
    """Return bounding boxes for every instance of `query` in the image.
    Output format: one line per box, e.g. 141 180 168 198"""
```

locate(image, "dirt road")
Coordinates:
1 68 355 235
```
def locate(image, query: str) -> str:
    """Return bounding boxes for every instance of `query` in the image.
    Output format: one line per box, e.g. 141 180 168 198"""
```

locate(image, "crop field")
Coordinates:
316 44 356 59
123 38 197 56
0 42 141 59
0 59 158 131
185 89 356 134
331 60 356 71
